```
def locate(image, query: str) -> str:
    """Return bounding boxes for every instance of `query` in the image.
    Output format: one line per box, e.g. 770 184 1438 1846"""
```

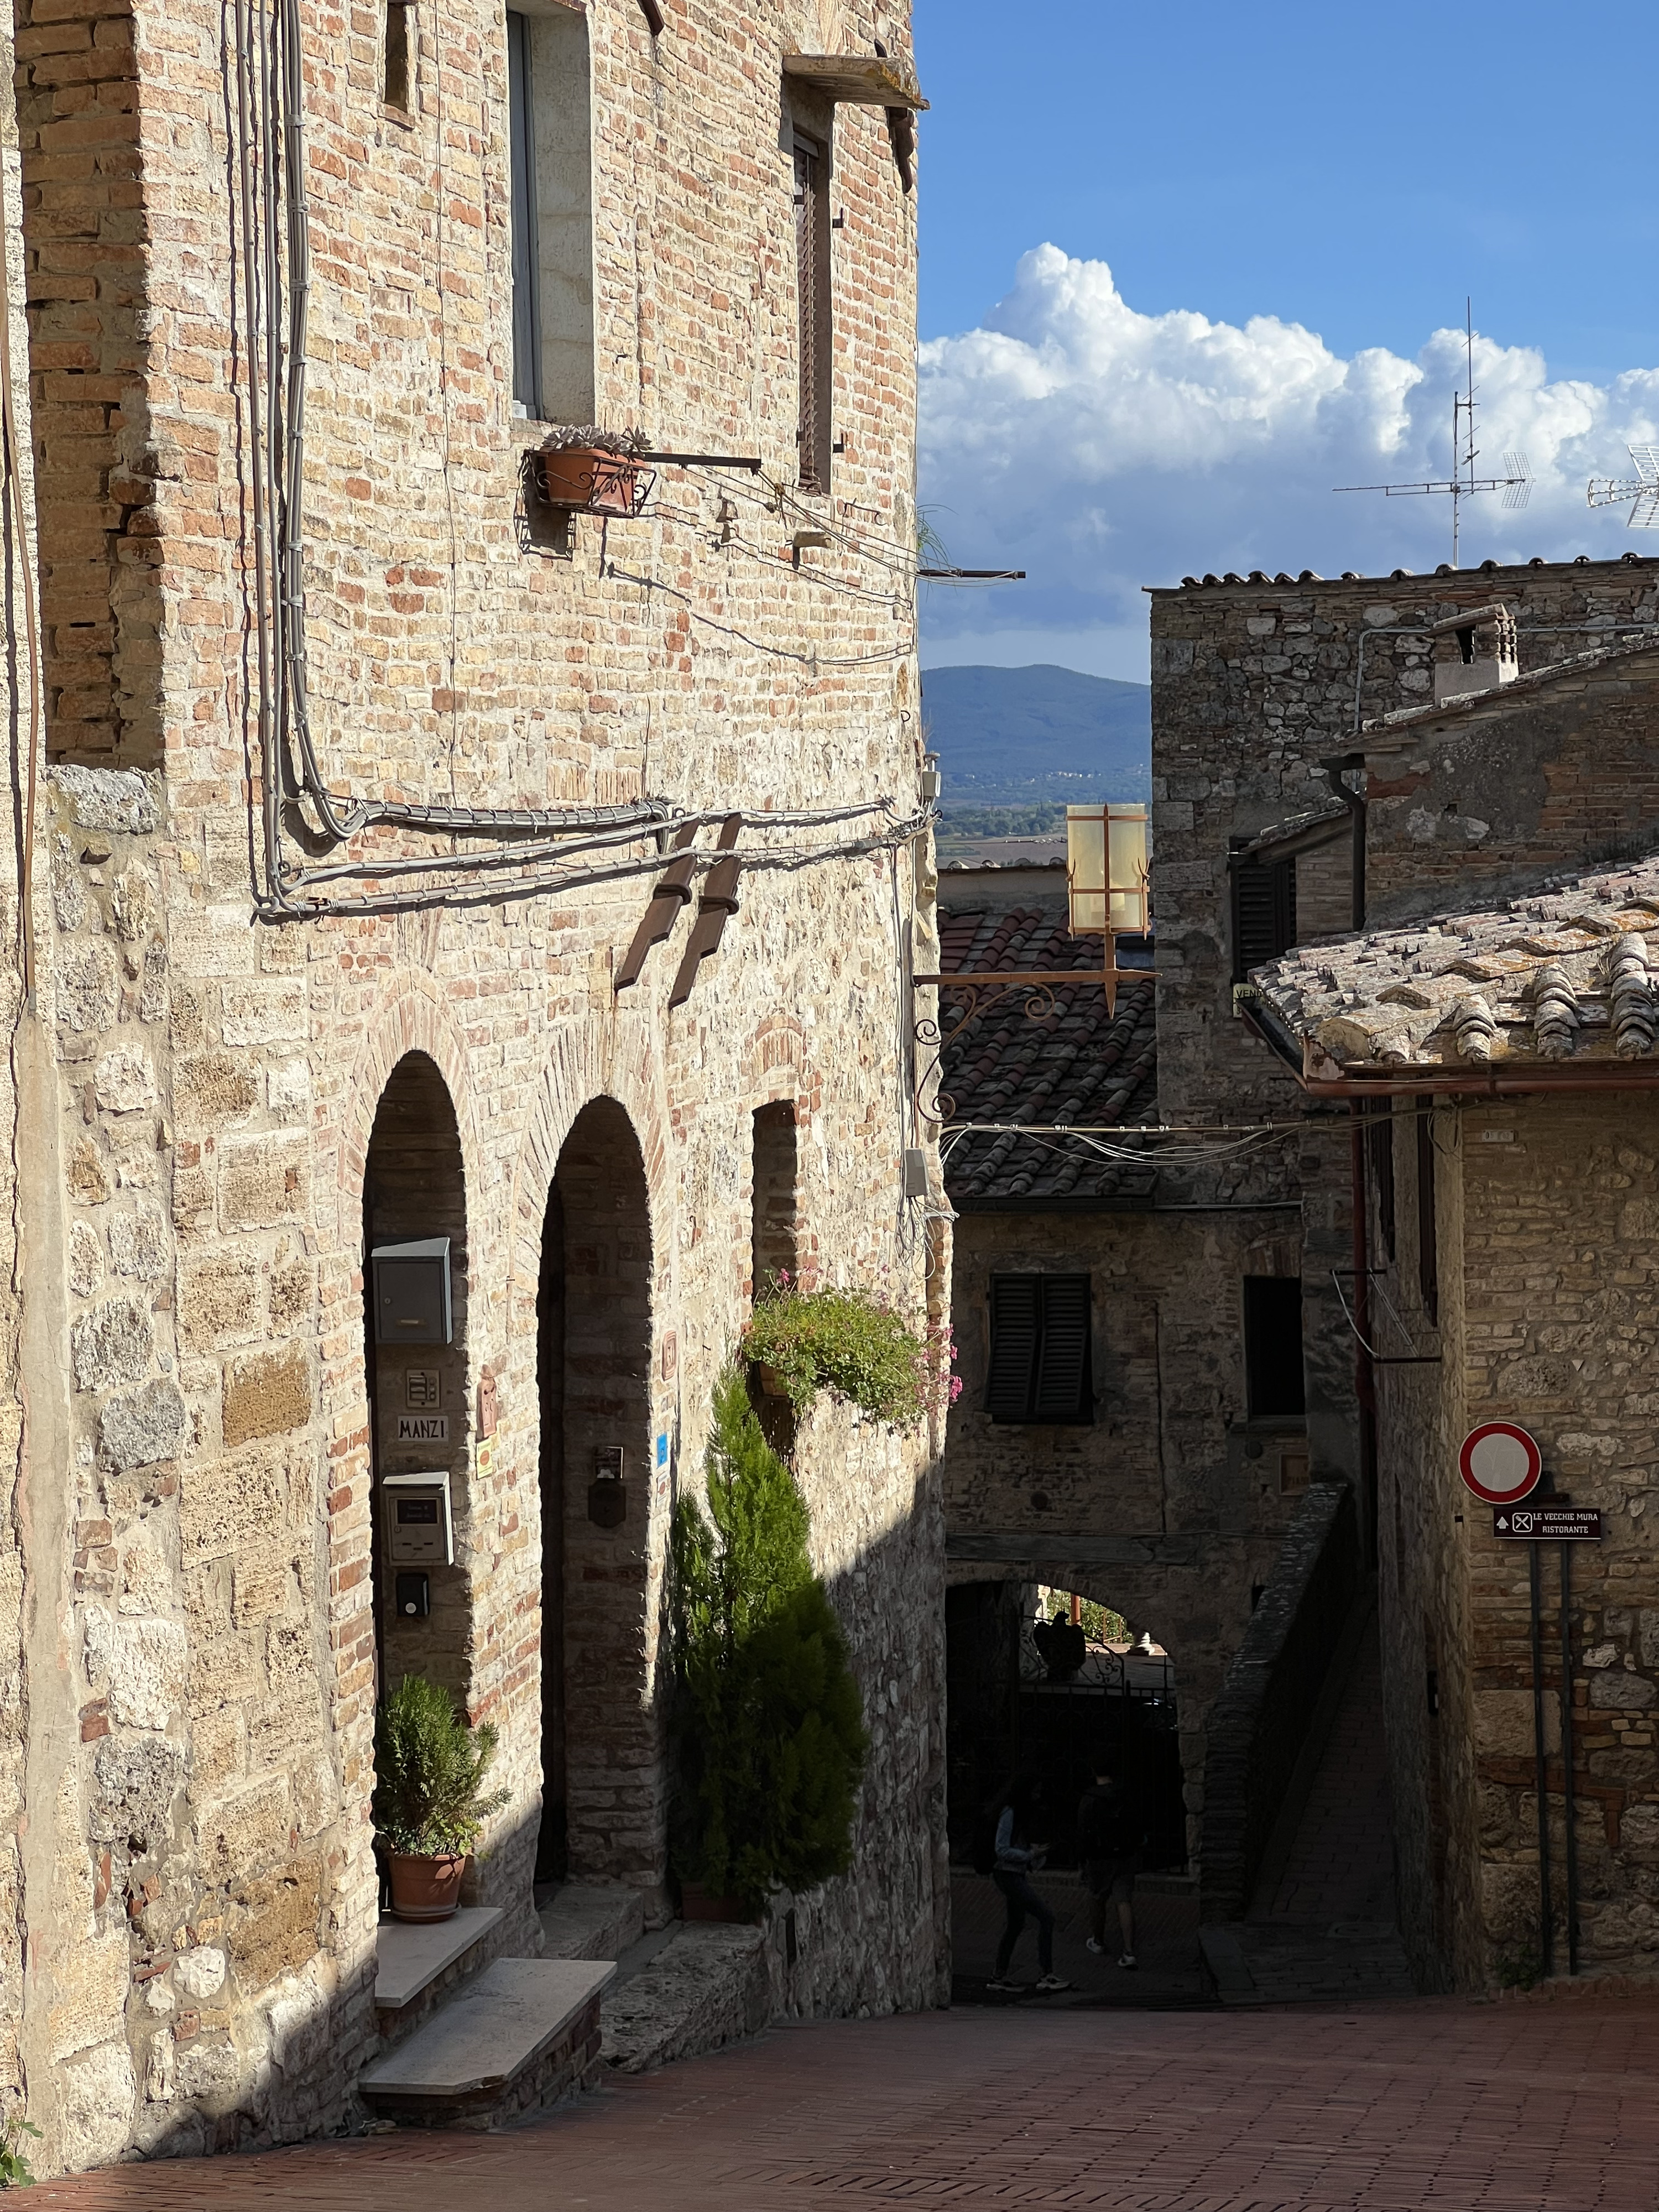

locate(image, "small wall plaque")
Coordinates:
478 1369 498 1439
396 1413 449 1444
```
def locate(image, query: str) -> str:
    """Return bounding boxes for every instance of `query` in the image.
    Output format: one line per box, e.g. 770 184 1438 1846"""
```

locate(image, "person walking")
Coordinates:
986 1773 1070 1994
1077 1758 1142 1969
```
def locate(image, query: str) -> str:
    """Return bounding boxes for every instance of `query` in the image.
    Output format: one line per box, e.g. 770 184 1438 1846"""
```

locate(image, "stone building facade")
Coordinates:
0 0 947 2172
934 861 1316 1876
1245 632 1659 1991
937 555 1659 1963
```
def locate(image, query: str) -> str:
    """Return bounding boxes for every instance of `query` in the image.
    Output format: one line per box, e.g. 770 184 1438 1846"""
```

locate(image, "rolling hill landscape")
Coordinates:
919 664 1152 807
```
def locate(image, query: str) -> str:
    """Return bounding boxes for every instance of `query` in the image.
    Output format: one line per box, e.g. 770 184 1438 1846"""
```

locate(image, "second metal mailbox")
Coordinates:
372 1237 452 1344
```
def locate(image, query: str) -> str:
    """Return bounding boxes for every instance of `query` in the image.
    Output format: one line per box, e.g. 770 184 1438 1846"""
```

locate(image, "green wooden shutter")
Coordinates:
1033 1275 1091 1422
986 1277 1040 1420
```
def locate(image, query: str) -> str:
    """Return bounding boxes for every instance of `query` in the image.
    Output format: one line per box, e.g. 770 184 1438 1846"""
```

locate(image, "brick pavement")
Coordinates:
31 1994 1659 2211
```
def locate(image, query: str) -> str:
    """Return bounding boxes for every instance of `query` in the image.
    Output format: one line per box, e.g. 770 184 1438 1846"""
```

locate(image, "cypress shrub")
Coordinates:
669 1368 869 1909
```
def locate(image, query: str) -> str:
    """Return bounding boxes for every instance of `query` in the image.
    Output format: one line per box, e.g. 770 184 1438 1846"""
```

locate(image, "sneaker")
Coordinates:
1116 1953 1138 1970
1085 1937 1106 1955
985 1977 1020 1993
1034 1973 1072 1993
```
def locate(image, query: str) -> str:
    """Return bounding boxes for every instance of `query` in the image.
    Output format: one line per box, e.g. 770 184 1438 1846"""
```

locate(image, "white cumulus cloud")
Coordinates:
917 245 1659 674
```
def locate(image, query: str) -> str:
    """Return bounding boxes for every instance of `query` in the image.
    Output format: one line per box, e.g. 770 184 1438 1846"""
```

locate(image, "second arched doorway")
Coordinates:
535 1097 656 1890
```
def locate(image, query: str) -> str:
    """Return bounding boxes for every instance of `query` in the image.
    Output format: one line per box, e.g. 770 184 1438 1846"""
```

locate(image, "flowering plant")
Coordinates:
745 1275 929 1427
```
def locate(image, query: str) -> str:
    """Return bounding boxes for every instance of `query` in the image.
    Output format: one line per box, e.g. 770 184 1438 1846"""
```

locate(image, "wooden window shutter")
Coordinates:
792 134 831 492
1232 855 1297 981
1416 1113 1438 1326
986 1277 1039 1421
1368 1110 1396 1263
1033 1276 1091 1421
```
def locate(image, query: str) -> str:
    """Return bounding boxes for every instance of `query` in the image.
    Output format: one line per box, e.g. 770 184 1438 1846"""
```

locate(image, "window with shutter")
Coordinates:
792 132 831 492
506 13 541 416
1232 854 1297 980
986 1275 1092 1423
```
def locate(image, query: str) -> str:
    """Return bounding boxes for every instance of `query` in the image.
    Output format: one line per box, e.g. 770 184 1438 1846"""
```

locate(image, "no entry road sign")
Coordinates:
1459 1422 1543 1505
1493 1506 1603 1542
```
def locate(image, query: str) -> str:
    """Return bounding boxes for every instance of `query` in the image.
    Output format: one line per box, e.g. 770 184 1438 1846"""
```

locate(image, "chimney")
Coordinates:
1428 602 1519 707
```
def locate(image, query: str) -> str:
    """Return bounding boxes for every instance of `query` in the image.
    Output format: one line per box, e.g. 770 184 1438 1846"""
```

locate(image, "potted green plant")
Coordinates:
373 1674 509 1923
668 1369 869 1919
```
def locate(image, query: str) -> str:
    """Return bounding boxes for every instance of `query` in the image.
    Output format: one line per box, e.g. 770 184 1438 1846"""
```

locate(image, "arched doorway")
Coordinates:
536 1098 655 1890
361 1052 471 1712
944 1576 1185 1873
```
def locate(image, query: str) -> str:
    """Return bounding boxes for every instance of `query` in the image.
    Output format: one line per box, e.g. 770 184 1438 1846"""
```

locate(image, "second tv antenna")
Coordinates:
1335 300 1530 567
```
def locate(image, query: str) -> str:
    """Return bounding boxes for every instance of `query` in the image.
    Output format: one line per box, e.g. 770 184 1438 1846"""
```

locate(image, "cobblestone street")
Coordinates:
33 1994 1659 2211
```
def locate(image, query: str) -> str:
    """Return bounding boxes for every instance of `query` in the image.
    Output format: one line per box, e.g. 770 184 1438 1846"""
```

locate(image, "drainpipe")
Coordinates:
1319 753 1366 931
1349 1102 1379 1569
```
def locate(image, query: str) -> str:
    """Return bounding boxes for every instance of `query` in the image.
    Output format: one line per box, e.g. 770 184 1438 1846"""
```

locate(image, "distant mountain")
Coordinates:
920 664 1151 805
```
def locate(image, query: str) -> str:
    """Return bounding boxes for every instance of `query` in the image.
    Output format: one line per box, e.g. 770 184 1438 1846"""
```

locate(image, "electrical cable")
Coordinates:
274 807 933 922
604 564 915 666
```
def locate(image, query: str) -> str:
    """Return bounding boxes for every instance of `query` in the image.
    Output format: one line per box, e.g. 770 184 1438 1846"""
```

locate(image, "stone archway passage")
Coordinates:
537 1098 658 1892
362 1051 472 1712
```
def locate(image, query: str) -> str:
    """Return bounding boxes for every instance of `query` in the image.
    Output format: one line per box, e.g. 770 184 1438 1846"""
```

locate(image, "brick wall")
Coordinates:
13 0 155 764
6 0 950 2172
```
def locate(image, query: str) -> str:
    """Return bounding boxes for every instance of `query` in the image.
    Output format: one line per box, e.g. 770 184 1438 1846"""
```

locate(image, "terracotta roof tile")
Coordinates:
935 907 1157 1203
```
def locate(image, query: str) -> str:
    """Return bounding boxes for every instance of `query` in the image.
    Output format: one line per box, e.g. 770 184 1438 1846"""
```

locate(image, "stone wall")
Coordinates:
1361 646 1659 927
1377 1091 1659 1989
0 17 34 2139
945 1204 1314 1867
3 0 949 2174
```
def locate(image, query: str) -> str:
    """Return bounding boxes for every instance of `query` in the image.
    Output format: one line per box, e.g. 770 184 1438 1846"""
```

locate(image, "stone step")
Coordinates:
375 1906 505 2048
538 1882 645 1962
360 1956 615 2130
601 1921 770 2075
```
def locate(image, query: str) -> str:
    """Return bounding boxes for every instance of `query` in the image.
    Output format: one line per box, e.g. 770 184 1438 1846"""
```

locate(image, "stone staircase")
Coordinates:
1199 1603 1417 2007
357 1882 773 2129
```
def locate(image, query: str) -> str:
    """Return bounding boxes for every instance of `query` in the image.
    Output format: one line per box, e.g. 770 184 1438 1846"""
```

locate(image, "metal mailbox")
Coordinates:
372 1237 452 1344
383 1469 454 1566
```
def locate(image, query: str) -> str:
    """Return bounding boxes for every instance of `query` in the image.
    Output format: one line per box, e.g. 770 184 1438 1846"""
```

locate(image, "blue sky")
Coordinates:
911 0 1659 681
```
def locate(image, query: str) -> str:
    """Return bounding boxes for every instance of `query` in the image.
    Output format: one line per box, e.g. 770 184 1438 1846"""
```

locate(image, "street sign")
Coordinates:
1459 1422 1543 1505
1493 1506 1603 1543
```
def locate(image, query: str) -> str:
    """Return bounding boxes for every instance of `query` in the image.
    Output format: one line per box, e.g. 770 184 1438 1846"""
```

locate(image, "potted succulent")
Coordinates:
373 1674 509 1923
534 425 649 515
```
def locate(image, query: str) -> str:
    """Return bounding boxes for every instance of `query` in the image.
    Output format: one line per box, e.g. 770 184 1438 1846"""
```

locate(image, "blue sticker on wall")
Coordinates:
656 1433 669 1469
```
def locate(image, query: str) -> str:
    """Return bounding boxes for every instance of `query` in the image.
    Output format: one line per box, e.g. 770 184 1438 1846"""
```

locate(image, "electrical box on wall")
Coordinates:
383 1470 454 1565
372 1237 453 1344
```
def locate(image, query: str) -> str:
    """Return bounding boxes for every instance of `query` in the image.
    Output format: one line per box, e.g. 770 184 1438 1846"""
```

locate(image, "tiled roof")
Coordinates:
1251 854 1659 1075
934 906 1157 1203
1158 554 1659 591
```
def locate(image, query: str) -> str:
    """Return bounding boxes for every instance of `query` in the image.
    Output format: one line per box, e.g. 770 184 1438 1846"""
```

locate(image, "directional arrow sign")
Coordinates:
1459 1422 1542 1505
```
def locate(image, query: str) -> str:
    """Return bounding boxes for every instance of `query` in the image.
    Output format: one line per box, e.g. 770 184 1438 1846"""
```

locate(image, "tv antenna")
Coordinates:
1587 445 1659 528
1334 300 1530 567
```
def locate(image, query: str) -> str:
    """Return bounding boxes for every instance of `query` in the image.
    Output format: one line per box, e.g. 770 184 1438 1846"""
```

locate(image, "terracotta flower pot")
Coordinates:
536 445 640 514
753 1362 792 1401
680 1881 752 1924
387 1850 466 1922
